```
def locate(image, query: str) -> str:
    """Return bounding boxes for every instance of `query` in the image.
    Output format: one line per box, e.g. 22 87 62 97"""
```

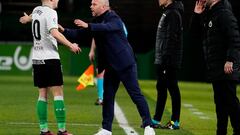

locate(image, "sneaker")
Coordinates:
40 131 55 135
163 121 180 130
94 98 103 105
151 119 163 129
144 126 155 135
94 128 112 135
57 131 73 135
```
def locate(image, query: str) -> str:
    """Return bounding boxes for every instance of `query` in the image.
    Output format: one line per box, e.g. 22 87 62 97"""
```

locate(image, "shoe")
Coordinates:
144 126 155 135
94 98 103 105
151 119 163 129
163 121 180 130
94 128 112 135
40 131 55 135
57 130 73 135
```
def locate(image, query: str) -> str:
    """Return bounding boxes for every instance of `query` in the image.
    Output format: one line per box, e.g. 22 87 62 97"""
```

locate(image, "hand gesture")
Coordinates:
224 61 233 74
19 12 31 24
70 43 82 54
194 0 206 14
74 19 88 28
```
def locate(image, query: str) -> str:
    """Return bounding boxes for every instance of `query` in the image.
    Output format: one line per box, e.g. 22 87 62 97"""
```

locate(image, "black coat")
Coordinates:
154 1 184 69
191 1 240 81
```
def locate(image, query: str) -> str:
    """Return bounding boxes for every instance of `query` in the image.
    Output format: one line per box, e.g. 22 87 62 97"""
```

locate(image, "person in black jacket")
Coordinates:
152 0 183 130
191 0 240 134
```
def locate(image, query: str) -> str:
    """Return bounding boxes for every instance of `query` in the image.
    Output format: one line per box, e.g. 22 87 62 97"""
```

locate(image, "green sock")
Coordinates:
37 99 48 132
54 97 66 131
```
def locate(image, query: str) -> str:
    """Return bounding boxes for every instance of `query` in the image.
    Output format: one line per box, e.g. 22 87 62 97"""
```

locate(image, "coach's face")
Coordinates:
90 0 105 17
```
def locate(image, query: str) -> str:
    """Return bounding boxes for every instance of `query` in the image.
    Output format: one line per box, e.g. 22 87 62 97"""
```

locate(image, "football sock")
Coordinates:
97 78 104 100
152 119 160 125
54 96 66 132
37 97 48 132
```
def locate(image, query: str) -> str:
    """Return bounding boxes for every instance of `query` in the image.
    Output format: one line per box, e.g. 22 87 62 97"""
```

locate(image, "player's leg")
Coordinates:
95 69 105 105
33 63 54 135
51 86 72 135
45 59 71 135
37 88 51 134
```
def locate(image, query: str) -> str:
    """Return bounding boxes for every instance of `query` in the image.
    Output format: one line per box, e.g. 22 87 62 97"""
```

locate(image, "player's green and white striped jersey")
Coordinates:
31 6 60 60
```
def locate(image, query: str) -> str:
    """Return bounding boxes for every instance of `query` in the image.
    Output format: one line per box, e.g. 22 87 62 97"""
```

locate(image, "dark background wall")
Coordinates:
0 0 240 81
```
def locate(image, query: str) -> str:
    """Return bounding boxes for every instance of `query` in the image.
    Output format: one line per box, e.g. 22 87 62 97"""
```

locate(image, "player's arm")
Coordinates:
50 28 81 54
19 12 32 24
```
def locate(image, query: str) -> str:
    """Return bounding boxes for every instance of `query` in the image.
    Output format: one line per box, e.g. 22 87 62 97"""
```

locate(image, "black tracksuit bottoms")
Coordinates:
212 80 240 135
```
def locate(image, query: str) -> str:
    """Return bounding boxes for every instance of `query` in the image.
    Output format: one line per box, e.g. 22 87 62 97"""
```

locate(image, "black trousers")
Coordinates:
102 64 152 131
212 80 240 135
153 65 181 122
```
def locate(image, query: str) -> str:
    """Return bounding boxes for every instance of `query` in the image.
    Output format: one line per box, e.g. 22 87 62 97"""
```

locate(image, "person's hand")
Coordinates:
89 50 95 62
70 43 81 54
224 61 233 74
74 19 88 28
19 12 31 24
58 24 65 33
194 0 206 14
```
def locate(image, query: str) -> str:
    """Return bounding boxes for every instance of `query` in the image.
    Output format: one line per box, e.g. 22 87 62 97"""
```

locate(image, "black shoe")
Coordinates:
57 130 73 135
163 121 180 130
151 123 163 129
94 98 103 105
40 131 55 135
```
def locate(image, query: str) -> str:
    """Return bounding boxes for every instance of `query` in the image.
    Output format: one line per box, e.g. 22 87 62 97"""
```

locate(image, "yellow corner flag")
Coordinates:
76 64 94 91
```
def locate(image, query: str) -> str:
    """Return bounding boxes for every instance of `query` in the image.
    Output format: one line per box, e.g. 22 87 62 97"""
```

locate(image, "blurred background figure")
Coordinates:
152 0 183 130
191 0 240 134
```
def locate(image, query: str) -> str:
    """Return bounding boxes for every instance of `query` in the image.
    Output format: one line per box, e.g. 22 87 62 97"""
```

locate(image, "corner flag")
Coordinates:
76 64 94 91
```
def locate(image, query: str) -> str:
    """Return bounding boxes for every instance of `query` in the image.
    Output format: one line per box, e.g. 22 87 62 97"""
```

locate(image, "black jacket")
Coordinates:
190 1 240 81
154 1 184 69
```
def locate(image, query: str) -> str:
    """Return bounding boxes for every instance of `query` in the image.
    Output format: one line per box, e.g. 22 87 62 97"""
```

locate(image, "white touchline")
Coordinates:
183 103 212 120
114 102 139 135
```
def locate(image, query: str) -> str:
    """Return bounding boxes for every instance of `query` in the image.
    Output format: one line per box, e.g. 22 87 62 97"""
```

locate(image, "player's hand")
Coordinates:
70 43 81 54
58 24 65 33
194 0 206 14
19 12 31 24
224 61 233 74
89 50 95 62
74 19 88 28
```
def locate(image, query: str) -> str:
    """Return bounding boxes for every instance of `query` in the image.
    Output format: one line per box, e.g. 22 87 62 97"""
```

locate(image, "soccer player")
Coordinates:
19 0 81 134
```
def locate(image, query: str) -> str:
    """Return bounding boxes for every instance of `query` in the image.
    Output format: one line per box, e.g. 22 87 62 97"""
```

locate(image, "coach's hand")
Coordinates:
74 19 88 28
224 61 233 74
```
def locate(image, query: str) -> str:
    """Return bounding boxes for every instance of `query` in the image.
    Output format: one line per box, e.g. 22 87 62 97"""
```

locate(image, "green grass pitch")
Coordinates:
0 76 239 135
